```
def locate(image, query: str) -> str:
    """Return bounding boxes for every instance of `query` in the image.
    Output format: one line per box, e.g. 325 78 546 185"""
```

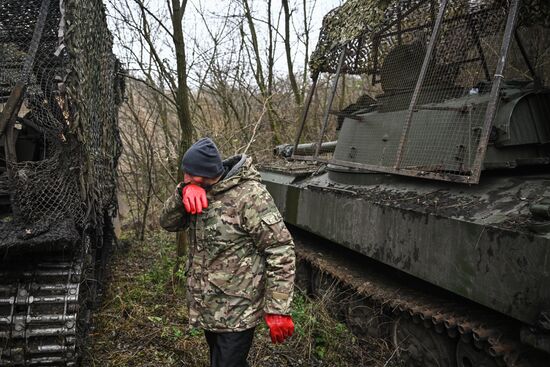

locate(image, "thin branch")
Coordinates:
242 96 270 155
124 74 178 107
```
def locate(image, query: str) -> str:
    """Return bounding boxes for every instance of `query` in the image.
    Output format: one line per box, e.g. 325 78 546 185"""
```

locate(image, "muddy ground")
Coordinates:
82 231 402 367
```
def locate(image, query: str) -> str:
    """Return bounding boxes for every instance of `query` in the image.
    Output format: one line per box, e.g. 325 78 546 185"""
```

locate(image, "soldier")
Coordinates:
160 138 296 367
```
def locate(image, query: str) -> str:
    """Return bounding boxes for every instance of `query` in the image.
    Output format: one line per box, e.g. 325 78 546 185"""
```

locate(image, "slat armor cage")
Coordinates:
0 0 123 248
295 0 550 183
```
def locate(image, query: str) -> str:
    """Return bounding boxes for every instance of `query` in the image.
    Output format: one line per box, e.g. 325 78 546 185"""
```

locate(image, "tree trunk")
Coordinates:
241 0 280 146
170 0 193 258
282 0 301 106
301 0 311 97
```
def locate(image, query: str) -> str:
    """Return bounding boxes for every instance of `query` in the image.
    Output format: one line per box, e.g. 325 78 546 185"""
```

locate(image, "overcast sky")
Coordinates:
106 0 343 82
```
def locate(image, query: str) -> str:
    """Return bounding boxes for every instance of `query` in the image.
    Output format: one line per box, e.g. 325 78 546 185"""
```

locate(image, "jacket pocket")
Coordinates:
202 272 262 330
260 212 293 244
207 269 259 301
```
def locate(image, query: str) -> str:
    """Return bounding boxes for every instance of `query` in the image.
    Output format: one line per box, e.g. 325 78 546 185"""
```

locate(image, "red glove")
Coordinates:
264 314 294 344
182 184 208 214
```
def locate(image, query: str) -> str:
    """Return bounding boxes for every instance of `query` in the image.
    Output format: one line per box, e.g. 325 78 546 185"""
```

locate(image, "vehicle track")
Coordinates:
293 231 546 367
0 256 83 366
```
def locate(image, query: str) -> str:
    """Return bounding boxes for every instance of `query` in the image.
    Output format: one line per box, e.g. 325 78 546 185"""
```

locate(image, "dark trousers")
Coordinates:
204 328 255 367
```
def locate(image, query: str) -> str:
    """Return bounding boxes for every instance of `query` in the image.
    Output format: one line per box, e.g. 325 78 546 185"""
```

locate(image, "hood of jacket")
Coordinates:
209 154 261 195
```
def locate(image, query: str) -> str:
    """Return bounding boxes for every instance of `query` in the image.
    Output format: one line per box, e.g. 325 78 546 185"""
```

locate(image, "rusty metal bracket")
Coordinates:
471 0 521 183
292 73 319 156
314 49 346 158
0 0 51 139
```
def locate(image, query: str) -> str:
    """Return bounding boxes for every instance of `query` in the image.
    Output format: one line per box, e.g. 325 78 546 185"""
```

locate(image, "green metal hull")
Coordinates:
261 169 550 326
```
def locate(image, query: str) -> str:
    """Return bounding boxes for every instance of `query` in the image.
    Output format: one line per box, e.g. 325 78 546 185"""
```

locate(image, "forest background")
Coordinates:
106 0 357 238
87 3 406 365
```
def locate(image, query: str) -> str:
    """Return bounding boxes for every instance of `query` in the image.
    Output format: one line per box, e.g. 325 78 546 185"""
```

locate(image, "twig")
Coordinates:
383 345 400 367
242 95 271 155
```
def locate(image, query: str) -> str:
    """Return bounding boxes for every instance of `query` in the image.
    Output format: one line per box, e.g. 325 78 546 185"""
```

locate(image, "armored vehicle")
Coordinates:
260 0 550 366
0 0 122 365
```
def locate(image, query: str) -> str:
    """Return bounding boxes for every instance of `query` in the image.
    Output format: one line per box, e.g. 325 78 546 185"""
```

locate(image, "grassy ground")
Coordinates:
83 230 402 367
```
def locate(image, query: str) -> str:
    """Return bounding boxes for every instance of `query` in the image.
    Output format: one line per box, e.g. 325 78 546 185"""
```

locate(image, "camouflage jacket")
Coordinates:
159 155 295 332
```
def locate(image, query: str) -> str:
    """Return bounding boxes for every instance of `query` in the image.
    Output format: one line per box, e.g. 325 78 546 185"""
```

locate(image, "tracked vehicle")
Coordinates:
260 0 550 366
0 0 122 365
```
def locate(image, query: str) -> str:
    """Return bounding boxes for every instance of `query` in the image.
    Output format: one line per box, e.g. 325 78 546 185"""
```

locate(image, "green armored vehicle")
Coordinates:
0 0 122 365
260 0 550 366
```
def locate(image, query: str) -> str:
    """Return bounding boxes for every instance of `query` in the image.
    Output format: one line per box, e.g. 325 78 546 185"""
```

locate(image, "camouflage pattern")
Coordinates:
309 0 550 75
160 155 295 332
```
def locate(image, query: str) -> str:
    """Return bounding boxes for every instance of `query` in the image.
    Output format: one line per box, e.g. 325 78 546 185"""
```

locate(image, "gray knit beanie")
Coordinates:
181 138 224 178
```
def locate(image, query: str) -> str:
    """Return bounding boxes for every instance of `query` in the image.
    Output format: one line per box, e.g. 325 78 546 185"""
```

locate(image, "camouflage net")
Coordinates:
310 0 550 75
0 0 123 249
298 0 550 184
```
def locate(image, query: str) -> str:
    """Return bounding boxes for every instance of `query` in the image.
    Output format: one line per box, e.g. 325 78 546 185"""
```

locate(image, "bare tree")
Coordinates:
240 0 281 145
109 0 332 238
109 0 195 261
282 0 301 105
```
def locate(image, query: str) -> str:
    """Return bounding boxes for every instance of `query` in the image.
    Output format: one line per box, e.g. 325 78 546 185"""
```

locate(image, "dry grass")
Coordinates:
83 230 402 367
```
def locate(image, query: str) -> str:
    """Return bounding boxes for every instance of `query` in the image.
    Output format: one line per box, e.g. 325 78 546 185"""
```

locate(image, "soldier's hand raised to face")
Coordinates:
182 184 208 214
